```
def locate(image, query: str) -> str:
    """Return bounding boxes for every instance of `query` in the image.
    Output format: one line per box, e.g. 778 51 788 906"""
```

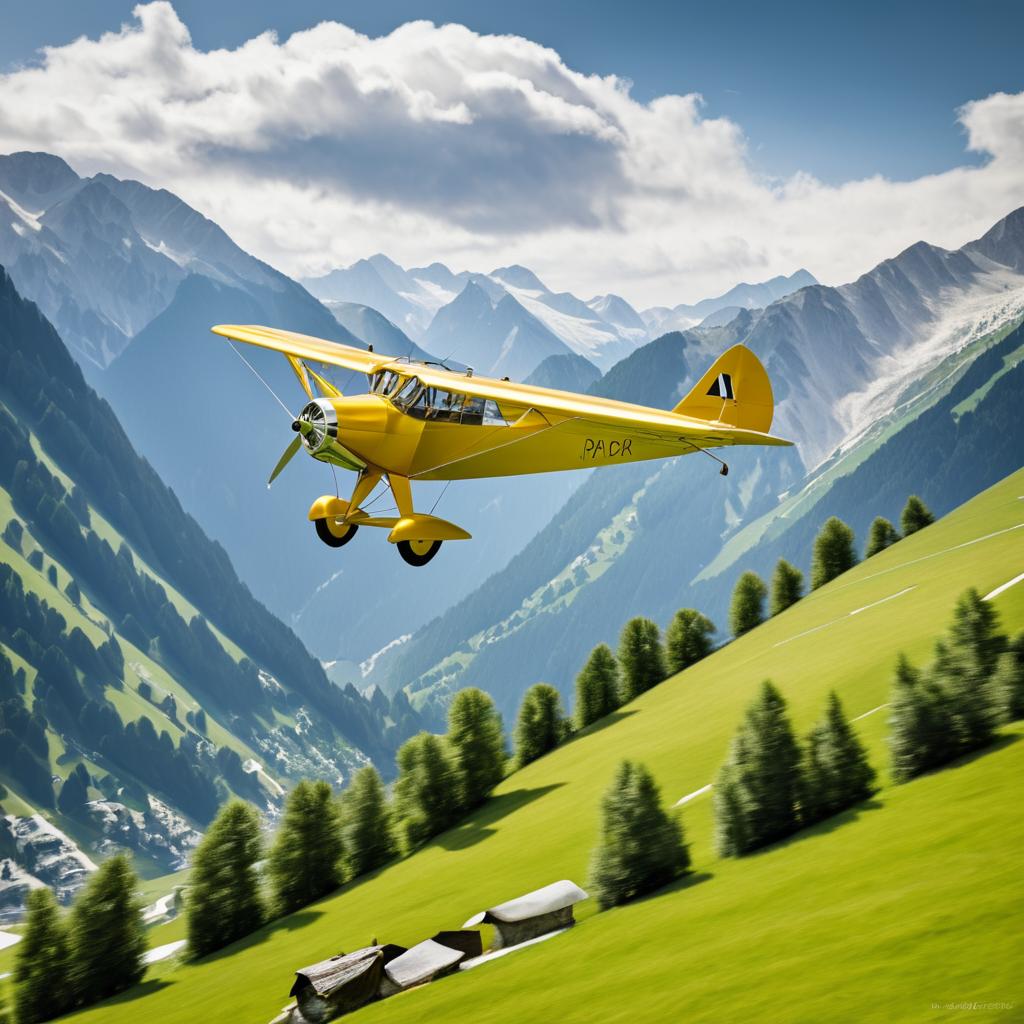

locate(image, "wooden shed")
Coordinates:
462 879 588 949
289 944 406 1022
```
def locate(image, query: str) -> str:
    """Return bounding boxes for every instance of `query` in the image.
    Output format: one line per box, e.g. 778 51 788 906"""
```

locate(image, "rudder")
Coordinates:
673 344 775 433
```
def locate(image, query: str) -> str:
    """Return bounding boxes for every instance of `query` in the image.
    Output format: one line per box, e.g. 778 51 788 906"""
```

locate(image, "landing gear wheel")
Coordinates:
315 518 358 548
397 539 442 566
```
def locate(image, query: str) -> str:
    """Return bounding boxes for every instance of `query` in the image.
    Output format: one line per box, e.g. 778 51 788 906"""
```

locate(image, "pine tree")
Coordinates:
57 763 90 816
588 760 689 909
618 617 667 701
268 780 345 915
393 732 462 848
514 683 566 767
865 516 900 558
664 609 715 674
713 681 803 855
14 888 73 1024
888 654 954 782
730 571 767 637
769 559 804 616
340 766 396 878
995 631 1024 721
901 495 935 535
187 800 264 958
447 687 506 809
68 854 146 1005
801 692 876 825
946 587 1005 677
712 760 751 858
574 644 621 729
810 516 857 589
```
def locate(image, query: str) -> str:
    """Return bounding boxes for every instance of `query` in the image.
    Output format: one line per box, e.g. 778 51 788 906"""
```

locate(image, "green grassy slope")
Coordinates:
65 469 1024 1023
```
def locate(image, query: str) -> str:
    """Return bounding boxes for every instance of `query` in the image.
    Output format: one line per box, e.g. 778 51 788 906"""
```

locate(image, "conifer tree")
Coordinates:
801 692 876 824
340 766 396 878
187 800 264 958
712 760 751 859
995 631 1024 721
268 780 345 915
618 617 667 701
574 644 621 729
713 681 803 855
394 732 461 848
864 516 900 558
664 609 715 674
769 559 804 617
514 683 567 767
901 494 935 535
729 571 767 637
14 888 73 1024
946 587 1005 677
447 687 506 809
588 760 689 909
69 854 146 1005
810 516 858 589
57 763 90 816
888 654 954 782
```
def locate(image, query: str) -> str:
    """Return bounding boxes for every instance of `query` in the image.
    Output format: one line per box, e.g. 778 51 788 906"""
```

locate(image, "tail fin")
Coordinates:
673 344 775 433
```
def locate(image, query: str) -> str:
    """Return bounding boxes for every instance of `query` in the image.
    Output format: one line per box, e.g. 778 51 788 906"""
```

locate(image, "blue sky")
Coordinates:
3 0 1020 183
0 1 1021 303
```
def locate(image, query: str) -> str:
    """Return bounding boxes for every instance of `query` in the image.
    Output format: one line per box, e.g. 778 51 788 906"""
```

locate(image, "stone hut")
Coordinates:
289 944 406 1022
462 879 588 949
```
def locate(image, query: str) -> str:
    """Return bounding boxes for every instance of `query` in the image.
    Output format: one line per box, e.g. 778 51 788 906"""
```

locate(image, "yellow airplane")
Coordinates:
212 325 793 566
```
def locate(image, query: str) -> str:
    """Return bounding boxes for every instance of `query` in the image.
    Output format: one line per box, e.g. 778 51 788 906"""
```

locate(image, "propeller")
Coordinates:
267 417 316 488
268 434 302 487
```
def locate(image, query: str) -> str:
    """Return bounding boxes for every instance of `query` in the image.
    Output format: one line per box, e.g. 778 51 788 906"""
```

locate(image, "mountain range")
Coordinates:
642 269 818 335
4 148 1023 714
366 208 1024 722
305 255 652 374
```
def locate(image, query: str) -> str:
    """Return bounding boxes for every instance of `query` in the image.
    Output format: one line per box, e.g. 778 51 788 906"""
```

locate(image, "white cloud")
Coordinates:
0 2 1022 307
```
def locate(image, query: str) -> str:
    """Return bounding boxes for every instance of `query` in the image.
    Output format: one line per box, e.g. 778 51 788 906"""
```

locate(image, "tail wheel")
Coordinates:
315 518 358 548
397 539 442 566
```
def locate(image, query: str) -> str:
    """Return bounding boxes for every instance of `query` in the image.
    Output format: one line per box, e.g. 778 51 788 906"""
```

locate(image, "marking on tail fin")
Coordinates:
707 372 734 399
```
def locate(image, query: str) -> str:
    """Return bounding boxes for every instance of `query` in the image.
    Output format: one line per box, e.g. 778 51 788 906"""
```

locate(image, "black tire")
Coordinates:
397 539 442 566
315 518 358 548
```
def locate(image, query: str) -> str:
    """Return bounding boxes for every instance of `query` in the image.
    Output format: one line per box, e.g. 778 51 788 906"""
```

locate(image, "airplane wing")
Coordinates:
211 323 792 450
211 324 390 376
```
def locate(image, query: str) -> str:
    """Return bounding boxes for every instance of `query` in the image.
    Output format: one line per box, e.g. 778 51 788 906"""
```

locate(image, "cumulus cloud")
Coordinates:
1 2 1023 306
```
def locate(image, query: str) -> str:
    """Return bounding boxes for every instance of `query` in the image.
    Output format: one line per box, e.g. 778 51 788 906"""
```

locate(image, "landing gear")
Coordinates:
397 539 442 566
314 518 358 548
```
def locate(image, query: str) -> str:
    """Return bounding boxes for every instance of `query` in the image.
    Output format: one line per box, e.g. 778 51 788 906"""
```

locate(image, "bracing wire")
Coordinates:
429 480 452 516
229 342 294 418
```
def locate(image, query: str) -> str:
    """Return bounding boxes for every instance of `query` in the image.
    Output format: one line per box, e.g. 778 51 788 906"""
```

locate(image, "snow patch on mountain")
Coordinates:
832 274 1024 467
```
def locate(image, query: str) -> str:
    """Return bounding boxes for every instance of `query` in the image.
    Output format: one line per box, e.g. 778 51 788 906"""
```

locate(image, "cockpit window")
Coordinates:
372 370 401 396
427 389 465 422
391 376 420 409
389 377 507 425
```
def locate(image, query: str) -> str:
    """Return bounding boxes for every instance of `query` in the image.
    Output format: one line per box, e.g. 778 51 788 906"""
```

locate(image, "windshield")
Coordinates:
390 377 507 425
371 370 401 396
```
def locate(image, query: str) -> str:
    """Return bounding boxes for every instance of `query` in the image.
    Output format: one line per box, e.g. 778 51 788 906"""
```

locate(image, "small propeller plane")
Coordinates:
211 324 793 566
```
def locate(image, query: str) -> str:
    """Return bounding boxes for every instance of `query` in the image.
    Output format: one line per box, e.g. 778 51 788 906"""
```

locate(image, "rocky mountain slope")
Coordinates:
0 151 352 375
0 267 423 906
